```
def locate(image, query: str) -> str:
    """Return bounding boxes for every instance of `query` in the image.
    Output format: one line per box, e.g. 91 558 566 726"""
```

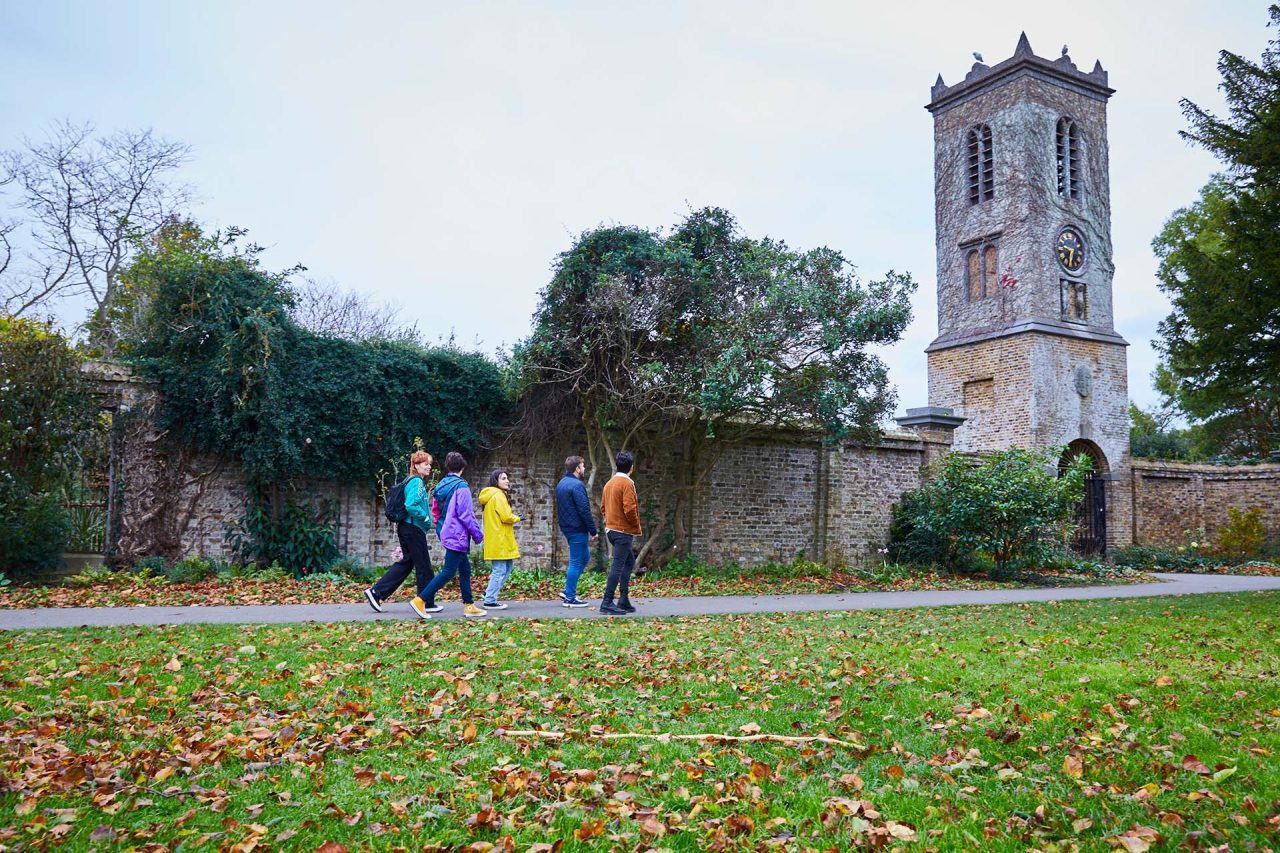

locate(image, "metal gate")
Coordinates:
1071 473 1107 557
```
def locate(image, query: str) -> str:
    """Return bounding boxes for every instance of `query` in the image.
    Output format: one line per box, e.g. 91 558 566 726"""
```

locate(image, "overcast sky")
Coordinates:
0 1 1266 418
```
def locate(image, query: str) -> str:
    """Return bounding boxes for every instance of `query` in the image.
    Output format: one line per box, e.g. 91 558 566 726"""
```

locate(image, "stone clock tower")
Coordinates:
924 34 1131 551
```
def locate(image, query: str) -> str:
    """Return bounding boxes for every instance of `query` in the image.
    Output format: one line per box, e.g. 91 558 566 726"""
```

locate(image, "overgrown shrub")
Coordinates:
0 316 97 576
131 555 170 577
888 490 980 573
0 492 71 577
1216 506 1266 558
118 223 510 488
65 565 139 588
1111 543 1218 571
889 448 1090 579
166 556 215 584
226 494 340 578
327 555 378 583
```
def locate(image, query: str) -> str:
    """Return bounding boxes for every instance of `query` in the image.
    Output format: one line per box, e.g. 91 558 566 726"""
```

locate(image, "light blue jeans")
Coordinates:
483 559 513 604
563 532 590 599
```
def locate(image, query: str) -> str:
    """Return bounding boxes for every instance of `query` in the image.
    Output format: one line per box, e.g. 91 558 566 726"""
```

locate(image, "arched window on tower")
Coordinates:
967 124 995 205
967 249 982 300
964 239 1000 301
1056 118 1081 200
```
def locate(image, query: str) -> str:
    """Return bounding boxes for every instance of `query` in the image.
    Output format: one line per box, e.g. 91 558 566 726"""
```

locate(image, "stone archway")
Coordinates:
1060 440 1108 556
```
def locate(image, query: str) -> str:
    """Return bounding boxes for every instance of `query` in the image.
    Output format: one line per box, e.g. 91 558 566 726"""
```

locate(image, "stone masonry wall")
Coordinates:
112 370 942 569
1130 460 1280 548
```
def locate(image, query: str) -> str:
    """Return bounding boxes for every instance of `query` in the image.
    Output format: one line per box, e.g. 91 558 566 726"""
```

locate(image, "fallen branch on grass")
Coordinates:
495 729 868 750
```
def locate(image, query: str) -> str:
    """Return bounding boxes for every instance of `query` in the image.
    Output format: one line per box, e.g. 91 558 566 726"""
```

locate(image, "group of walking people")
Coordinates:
363 450 642 618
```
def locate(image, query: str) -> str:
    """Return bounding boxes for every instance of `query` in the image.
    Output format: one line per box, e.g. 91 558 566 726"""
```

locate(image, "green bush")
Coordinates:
889 448 1090 579
1216 506 1266 558
65 565 139 588
243 561 291 582
327 555 378 583
846 560 921 585
1111 543 1219 571
888 490 980 573
131 555 170 577
0 492 71 577
166 556 215 584
226 494 340 578
1 316 98 577
300 571 355 585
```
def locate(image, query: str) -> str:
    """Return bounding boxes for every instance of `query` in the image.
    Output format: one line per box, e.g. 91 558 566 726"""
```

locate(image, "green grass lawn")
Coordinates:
1 594 1278 850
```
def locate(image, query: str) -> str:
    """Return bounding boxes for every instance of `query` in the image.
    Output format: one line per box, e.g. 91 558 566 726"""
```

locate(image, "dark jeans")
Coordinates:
417 547 474 605
370 522 433 602
604 531 635 604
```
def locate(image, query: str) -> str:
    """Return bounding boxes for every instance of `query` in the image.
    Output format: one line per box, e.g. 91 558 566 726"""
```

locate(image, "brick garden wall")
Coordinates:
1129 460 1280 548
94 366 1278 569
99 366 945 569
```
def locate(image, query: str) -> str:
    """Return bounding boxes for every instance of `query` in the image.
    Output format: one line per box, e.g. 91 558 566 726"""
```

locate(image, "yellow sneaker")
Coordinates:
410 596 432 620
462 603 487 618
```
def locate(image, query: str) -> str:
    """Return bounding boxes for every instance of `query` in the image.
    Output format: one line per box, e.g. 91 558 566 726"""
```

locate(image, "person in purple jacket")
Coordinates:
411 451 486 619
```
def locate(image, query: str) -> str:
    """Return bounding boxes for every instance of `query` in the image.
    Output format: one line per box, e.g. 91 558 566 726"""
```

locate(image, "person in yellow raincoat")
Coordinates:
478 469 520 609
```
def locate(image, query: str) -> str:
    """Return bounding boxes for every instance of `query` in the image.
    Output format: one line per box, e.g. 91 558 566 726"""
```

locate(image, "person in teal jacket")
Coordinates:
364 450 435 612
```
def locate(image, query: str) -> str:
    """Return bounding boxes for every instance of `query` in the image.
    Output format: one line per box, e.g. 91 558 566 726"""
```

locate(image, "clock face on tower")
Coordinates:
1056 227 1086 273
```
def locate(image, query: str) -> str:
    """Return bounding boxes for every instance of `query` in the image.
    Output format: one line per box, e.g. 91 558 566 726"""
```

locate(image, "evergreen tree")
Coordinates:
1152 5 1280 456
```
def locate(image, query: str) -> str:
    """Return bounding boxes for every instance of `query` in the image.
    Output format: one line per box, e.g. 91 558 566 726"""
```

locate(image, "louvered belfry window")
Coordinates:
967 124 995 205
1056 118 1081 199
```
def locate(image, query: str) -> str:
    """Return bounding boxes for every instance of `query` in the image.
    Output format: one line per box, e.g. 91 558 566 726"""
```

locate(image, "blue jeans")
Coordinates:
417 548 474 605
563 532 589 599
483 559 513 604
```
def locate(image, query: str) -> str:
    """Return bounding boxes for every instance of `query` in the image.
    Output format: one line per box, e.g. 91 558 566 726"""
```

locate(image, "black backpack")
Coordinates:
384 478 411 524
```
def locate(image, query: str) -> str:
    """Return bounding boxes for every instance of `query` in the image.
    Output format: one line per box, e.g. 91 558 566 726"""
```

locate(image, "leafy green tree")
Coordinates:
1128 402 1202 461
890 449 1090 579
0 315 97 574
513 207 915 564
1152 6 1280 456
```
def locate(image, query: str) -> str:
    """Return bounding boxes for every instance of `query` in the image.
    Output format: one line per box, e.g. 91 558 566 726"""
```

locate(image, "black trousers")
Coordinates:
371 522 434 602
604 531 635 604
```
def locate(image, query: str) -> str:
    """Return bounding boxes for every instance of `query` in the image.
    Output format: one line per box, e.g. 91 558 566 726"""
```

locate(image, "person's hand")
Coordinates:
590 534 599 544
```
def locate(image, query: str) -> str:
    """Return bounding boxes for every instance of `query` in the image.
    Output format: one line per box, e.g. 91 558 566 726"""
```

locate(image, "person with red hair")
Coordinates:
364 450 435 613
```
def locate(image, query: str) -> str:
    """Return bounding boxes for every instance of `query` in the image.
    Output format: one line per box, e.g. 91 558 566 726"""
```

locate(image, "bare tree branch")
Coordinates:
289 276 420 342
1 121 191 353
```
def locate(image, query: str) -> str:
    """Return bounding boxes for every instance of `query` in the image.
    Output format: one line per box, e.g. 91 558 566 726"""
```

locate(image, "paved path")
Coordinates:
1 573 1277 631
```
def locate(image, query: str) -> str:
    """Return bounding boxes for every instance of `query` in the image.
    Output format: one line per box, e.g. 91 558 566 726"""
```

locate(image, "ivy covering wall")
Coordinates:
118 223 510 490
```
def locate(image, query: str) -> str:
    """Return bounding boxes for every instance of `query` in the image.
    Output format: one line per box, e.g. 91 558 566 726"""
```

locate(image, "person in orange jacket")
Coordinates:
599 450 641 615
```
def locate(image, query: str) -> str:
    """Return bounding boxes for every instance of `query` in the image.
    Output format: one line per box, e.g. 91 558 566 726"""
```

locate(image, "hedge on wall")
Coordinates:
117 222 510 488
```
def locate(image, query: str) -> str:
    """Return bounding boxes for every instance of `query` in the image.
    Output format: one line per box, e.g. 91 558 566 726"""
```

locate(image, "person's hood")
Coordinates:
479 486 504 506
433 474 466 507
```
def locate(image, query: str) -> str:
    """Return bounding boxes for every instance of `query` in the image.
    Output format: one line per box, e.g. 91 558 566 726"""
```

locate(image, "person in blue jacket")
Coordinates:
555 455 597 607
364 450 434 612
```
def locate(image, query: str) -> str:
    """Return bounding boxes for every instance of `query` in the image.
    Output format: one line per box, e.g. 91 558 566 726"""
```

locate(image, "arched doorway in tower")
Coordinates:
1059 440 1108 556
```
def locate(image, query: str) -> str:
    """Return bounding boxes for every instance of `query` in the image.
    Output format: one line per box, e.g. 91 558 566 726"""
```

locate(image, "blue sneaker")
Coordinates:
560 593 590 608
